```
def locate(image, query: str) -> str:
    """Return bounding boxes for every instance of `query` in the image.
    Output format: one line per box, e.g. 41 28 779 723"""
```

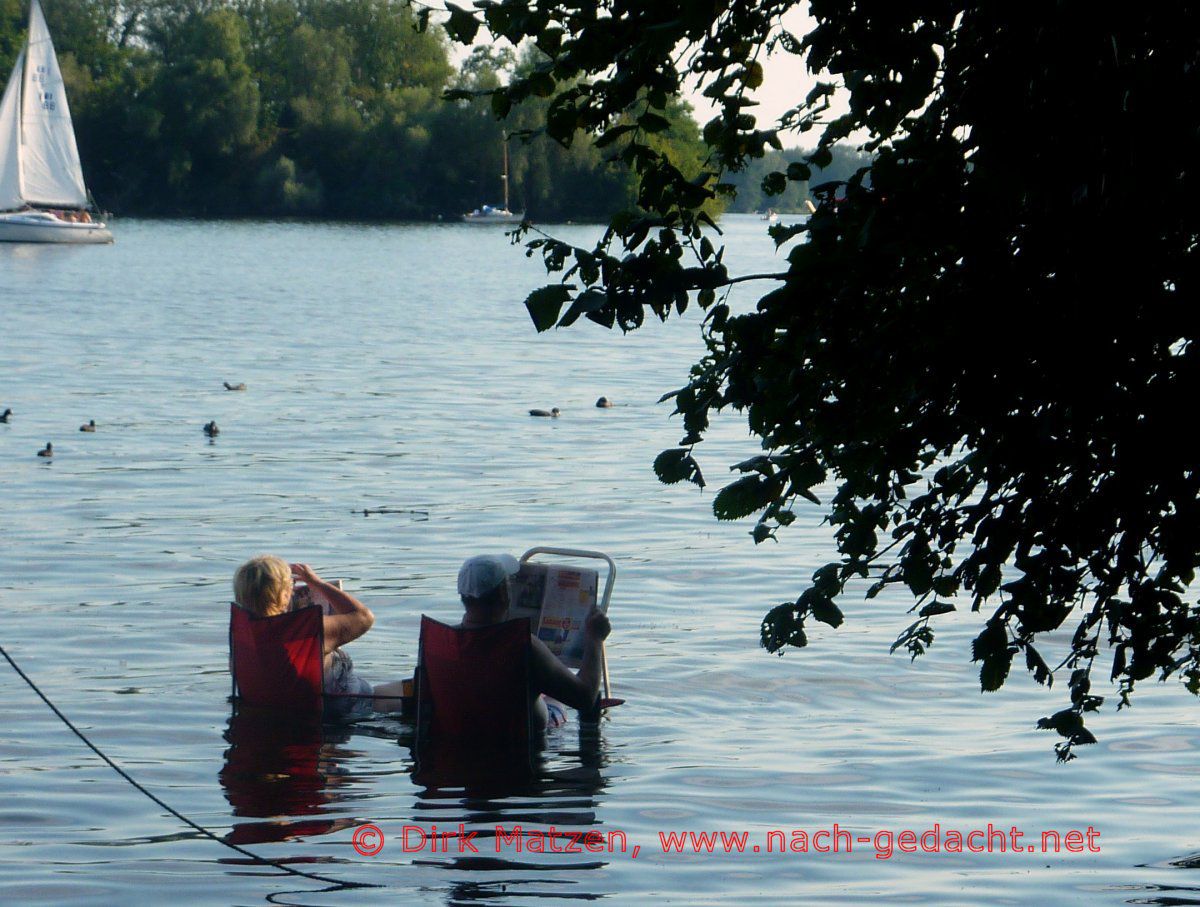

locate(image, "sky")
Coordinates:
680 7 834 137
451 5 851 152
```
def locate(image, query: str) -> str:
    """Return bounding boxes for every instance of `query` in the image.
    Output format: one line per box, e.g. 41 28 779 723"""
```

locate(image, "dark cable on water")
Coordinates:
0 642 375 891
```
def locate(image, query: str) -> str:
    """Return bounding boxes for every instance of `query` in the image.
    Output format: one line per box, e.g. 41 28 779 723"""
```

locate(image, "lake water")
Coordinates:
2 215 1199 904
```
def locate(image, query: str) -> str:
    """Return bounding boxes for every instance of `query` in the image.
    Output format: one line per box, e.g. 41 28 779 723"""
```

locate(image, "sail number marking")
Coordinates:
29 66 55 108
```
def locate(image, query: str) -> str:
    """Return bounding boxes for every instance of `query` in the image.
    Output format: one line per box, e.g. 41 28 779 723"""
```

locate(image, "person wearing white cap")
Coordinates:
457 554 611 730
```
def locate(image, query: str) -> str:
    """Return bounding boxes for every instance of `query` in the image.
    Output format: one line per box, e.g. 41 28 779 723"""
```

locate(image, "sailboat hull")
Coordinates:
462 212 524 224
0 212 112 244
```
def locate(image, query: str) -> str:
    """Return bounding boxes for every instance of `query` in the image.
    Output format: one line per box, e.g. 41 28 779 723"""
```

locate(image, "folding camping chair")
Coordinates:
229 603 325 714
413 615 536 785
414 616 533 748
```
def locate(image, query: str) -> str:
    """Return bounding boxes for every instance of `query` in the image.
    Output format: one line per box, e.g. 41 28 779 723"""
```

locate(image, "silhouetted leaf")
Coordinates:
973 620 1012 692
761 171 786 195
524 285 571 332
1025 643 1053 686
444 4 479 43
713 475 774 520
786 161 812 181
639 112 671 133
761 603 807 652
810 597 844 628
558 288 608 327
654 448 705 487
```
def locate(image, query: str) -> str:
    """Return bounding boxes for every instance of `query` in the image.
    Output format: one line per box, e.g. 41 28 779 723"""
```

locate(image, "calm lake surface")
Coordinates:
2 215 1199 904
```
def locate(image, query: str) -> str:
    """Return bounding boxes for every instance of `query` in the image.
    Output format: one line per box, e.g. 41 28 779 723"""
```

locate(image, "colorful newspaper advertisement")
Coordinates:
535 565 600 668
508 562 600 668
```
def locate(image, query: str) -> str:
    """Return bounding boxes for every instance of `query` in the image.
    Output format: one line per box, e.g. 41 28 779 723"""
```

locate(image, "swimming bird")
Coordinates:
0 408 11 423
595 396 613 408
224 382 246 391
203 421 219 437
37 442 52 457
529 407 560 418
79 420 96 432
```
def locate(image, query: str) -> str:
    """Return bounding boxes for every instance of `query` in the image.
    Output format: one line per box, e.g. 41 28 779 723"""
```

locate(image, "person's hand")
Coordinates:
584 607 611 642
290 563 322 586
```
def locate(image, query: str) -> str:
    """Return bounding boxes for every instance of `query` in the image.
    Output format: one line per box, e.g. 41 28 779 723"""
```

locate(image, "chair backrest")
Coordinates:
229 603 324 713
415 616 532 754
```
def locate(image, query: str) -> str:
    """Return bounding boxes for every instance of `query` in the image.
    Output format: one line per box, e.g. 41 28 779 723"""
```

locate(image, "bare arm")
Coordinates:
530 608 611 711
291 563 374 656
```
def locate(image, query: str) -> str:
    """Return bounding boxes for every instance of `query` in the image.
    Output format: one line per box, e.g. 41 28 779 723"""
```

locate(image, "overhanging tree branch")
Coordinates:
437 1 1200 760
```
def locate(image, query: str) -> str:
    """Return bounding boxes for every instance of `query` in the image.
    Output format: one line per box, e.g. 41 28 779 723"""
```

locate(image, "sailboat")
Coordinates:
463 139 524 224
0 0 112 244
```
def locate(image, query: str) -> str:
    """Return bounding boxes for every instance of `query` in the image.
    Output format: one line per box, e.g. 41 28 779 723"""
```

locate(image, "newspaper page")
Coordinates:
509 563 549 624
531 565 600 668
291 579 342 615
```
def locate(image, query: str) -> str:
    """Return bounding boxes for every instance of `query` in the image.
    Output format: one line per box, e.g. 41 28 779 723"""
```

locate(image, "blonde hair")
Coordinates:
233 555 292 617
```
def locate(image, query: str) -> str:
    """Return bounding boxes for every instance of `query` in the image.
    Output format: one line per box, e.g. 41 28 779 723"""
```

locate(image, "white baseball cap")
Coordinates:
457 554 520 598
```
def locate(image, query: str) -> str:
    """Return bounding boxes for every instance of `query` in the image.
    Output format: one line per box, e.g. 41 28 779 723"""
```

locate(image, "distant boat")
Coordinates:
464 138 524 224
463 203 523 224
760 208 779 224
0 0 112 244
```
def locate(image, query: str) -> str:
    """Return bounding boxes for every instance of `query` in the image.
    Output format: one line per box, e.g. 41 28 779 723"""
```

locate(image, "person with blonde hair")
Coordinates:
232 555 405 713
232 555 295 618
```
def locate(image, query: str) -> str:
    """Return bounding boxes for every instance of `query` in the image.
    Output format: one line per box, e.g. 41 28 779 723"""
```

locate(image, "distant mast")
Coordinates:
461 131 522 222
502 138 510 212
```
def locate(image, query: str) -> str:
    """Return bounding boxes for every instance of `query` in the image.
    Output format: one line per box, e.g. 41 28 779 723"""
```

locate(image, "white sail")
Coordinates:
0 1 111 241
0 48 24 210
19 0 88 207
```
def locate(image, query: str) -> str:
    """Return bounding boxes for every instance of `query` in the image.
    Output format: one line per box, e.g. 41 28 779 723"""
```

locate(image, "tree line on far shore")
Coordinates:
0 0 854 221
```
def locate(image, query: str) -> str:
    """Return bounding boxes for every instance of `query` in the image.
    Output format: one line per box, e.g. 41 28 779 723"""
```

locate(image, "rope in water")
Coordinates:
0 642 374 891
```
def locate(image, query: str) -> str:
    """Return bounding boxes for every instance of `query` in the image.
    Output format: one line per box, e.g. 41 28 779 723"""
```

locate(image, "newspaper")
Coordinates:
291 579 342 615
509 562 600 668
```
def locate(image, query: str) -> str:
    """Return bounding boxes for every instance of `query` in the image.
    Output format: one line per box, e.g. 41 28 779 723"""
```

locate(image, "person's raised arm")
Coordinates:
530 607 611 711
291 563 374 656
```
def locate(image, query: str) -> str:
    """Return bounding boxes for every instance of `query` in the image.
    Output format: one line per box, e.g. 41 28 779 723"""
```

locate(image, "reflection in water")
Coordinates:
412 721 611 903
219 708 361 846
218 707 614 902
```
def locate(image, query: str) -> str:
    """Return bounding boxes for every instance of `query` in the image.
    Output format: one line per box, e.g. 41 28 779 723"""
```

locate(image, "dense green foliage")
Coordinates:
0 0 705 219
446 1 1200 758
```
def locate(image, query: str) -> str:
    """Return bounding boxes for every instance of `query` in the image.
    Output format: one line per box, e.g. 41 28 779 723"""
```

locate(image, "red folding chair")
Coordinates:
229 603 325 714
414 616 534 783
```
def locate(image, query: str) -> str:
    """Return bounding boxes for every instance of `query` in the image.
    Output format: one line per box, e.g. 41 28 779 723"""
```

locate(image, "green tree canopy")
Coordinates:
3 0 709 219
155 8 260 194
440 1 1200 758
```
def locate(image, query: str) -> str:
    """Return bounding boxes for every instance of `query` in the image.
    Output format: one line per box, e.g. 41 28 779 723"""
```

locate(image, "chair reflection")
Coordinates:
218 704 616 902
219 706 359 846
410 720 613 902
